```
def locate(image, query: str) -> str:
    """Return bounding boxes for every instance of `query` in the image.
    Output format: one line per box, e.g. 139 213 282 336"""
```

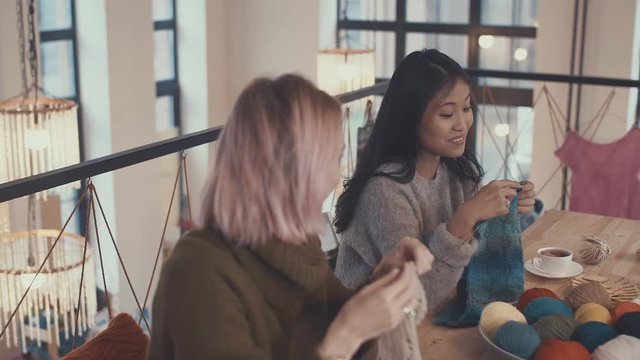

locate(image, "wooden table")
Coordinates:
417 210 640 360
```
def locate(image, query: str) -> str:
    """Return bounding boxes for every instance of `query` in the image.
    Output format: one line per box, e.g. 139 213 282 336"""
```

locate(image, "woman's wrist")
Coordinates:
447 202 477 241
318 311 361 360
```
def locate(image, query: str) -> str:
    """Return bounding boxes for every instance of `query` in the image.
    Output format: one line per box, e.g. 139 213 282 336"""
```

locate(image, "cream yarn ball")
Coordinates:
480 302 527 340
592 335 640 360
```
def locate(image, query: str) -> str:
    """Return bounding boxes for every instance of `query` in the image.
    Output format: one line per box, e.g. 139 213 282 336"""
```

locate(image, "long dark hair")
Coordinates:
334 49 484 233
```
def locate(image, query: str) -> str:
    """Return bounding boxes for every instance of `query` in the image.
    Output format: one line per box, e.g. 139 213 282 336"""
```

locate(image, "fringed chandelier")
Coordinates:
0 97 81 200
0 204 9 237
0 230 97 353
0 0 80 200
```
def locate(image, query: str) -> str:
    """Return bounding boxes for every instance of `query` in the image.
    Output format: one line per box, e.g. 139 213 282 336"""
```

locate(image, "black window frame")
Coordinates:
154 0 181 130
38 0 83 157
38 0 85 231
336 0 537 108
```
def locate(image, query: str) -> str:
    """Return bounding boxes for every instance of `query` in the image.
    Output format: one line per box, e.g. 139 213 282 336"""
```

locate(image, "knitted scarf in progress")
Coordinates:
434 197 524 327
371 271 427 360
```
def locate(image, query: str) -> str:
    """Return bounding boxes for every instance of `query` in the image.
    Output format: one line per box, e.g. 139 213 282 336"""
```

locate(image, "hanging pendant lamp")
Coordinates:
0 230 96 353
0 97 81 200
317 48 376 95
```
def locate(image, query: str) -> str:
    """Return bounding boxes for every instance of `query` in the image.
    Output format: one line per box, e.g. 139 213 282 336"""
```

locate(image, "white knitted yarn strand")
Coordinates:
372 273 427 360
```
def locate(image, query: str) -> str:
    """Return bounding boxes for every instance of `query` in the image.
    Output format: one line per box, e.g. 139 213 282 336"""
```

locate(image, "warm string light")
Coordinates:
0 230 97 353
514 48 528 62
494 123 511 137
478 35 495 49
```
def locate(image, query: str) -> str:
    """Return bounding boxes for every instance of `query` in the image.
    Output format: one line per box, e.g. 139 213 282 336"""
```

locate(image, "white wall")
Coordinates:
531 0 640 210
0 1 22 100
179 0 322 221
224 0 320 106
76 0 164 316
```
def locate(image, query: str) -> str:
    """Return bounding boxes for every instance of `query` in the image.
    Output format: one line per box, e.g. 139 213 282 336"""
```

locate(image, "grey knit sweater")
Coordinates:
335 162 479 311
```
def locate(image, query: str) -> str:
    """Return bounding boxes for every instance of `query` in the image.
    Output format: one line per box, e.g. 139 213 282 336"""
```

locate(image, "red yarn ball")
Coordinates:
517 288 560 312
612 302 640 323
534 339 590 360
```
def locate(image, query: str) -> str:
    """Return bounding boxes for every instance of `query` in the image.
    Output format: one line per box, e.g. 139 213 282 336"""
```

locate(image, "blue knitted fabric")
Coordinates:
434 196 525 327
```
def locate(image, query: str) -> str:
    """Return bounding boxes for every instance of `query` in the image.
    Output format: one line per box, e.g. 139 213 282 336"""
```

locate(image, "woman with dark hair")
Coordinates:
334 49 536 311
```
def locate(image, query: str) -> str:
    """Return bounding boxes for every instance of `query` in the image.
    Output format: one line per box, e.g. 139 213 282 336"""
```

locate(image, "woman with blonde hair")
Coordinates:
148 74 434 360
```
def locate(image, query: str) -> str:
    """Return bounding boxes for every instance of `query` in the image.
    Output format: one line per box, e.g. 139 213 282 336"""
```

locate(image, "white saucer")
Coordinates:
524 259 583 279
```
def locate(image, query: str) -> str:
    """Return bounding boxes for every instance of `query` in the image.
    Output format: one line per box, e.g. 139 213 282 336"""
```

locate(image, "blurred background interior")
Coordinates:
1 0 639 358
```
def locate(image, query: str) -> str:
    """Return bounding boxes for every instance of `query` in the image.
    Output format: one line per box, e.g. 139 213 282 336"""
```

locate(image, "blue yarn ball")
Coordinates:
523 297 573 324
495 321 541 359
614 311 640 339
571 321 618 353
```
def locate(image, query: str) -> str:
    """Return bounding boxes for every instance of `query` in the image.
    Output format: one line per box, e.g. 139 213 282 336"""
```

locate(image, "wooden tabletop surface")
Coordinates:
417 210 640 360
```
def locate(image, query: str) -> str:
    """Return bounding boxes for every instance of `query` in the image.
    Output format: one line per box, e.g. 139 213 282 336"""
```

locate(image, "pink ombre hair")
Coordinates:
199 74 342 245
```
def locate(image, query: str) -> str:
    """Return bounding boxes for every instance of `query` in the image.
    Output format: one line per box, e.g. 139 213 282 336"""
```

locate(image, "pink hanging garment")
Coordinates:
555 127 640 219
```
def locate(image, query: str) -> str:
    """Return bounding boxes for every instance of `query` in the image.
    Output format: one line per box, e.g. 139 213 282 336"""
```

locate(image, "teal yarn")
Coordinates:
614 312 640 339
532 314 576 341
523 297 573 324
434 196 524 327
571 321 617 353
495 321 541 359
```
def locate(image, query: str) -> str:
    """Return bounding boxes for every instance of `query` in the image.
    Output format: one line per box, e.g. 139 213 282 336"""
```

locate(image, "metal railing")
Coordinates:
2 69 639 203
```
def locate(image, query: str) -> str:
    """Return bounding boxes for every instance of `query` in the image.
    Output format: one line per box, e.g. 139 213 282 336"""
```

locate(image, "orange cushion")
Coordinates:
62 313 148 360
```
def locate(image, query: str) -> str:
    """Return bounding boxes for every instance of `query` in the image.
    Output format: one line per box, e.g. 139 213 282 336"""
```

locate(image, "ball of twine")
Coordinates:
565 282 613 311
578 235 611 265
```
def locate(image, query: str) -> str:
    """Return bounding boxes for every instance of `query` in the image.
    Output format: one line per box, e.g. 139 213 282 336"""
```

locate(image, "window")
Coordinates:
38 0 82 234
336 0 537 91
406 0 469 24
39 0 79 101
336 0 538 181
476 105 533 180
153 0 180 132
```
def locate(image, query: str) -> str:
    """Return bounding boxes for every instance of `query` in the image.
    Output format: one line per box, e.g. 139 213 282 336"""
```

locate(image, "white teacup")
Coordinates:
532 247 573 275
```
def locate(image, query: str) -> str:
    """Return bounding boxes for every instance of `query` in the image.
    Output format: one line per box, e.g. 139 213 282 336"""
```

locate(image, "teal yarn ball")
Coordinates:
523 297 573 324
614 312 640 339
571 321 618 353
495 321 541 359
532 314 576 341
